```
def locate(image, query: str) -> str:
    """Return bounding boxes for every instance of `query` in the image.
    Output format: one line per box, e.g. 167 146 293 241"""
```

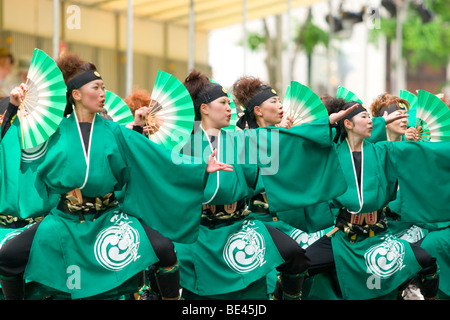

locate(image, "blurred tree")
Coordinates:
243 8 328 89
293 9 329 86
371 0 450 71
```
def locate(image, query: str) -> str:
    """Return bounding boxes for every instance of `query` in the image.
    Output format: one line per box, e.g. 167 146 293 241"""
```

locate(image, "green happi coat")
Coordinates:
387 140 450 298
0 113 208 299
392 141 450 224
175 117 347 298
329 139 450 300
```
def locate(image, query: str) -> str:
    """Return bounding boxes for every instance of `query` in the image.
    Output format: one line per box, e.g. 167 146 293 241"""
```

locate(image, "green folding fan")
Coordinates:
209 79 237 131
336 86 364 105
400 89 417 126
18 48 67 149
103 90 134 125
147 70 195 150
414 90 450 142
282 81 328 126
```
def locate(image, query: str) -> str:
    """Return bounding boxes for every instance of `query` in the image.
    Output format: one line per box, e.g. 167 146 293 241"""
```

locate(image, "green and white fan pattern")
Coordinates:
19 48 67 149
336 86 364 105
415 90 450 142
282 81 328 126
103 90 134 125
400 90 417 126
148 70 195 150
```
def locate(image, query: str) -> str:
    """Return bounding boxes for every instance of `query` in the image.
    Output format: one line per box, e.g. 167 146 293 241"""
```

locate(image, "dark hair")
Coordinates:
324 98 363 143
56 52 97 116
323 97 347 115
232 76 267 129
183 70 212 121
56 52 97 84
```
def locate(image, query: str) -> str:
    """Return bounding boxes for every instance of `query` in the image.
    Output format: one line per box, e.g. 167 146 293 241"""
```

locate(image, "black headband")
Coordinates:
339 103 367 123
244 85 278 111
65 70 103 116
194 83 228 108
379 102 407 116
334 102 368 143
67 70 102 92
236 85 278 130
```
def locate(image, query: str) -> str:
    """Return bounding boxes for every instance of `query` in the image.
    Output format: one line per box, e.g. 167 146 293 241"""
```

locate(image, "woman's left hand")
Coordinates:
206 149 233 173
382 111 409 125
133 106 150 127
329 103 359 124
405 126 420 141
277 115 294 129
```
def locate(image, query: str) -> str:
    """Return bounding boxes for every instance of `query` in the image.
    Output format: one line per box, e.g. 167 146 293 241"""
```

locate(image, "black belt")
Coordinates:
58 190 118 222
201 199 249 229
248 193 278 221
336 208 388 241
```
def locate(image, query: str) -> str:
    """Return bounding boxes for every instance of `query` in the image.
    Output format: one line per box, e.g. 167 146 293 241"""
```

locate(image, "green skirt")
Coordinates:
332 230 422 300
24 206 157 299
175 217 285 298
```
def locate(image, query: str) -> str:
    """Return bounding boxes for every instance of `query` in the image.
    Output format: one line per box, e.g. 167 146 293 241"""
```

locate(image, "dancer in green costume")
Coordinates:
371 94 446 299
304 99 443 300
232 77 336 298
0 53 231 300
174 70 355 300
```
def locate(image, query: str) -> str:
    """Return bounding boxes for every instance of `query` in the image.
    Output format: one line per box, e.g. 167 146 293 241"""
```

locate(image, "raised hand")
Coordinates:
329 103 359 124
9 83 28 106
206 149 233 173
382 110 409 125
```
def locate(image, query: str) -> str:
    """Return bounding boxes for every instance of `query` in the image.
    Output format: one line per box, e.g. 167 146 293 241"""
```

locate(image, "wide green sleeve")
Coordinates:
276 201 335 233
0 119 21 216
391 141 450 223
117 126 207 244
367 116 387 142
258 117 347 213
0 119 58 220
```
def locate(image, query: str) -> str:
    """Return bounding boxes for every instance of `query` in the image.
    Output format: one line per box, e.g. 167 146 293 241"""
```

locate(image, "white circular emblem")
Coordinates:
394 225 425 243
364 236 406 279
289 229 325 249
223 221 266 274
94 217 141 271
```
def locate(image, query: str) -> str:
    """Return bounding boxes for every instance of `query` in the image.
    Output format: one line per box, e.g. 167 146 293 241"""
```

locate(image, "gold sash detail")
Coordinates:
350 211 377 226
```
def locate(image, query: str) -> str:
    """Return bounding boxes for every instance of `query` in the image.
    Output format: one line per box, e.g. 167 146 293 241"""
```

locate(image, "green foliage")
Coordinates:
295 16 329 55
246 32 266 51
244 15 328 55
370 0 450 70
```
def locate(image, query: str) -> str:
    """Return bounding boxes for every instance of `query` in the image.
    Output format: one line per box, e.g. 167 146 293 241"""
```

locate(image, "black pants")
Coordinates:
265 224 310 275
0 221 176 279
